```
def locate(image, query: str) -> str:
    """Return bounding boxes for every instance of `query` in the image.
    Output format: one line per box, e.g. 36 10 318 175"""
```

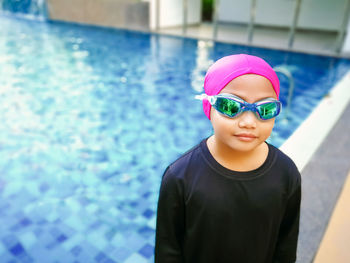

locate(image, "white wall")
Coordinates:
150 0 201 29
218 0 250 23
218 0 348 31
342 16 350 53
47 0 149 30
188 0 201 24
255 0 295 27
298 0 347 31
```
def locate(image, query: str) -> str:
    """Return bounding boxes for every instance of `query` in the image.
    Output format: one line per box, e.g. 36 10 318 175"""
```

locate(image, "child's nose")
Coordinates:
238 111 257 129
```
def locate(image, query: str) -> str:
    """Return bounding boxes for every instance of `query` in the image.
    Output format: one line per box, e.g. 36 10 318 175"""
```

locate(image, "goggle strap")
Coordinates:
194 94 208 101
194 94 216 104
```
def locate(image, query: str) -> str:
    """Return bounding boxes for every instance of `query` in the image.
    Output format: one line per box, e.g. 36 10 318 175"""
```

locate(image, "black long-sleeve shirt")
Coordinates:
155 139 301 263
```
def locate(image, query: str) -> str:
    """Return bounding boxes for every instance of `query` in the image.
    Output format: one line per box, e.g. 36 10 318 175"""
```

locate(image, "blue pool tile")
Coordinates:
124 233 147 252
0 242 5 255
62 233 83 252
142 209 154 219
49 227 63 239
57 234 67 243
95 251 108 262
104 228 117 241
21 218 32 226
138 244 154 259
46 247 75 263
137 226 154 239
10 217 33 232
110 233 126 247
71 245 82 256
19 231 37 250
124 253 148 263
110 247 132 262
15 253 34 263
9 242 25 256
39 183 50 193
94 251 118 263
86 231 108 251
28 242 51 262
2 235 17 249
71 241 99 263
4 241 34 263
33 227 44 238
88 220 104 231
142 192 152 199
64 215 86 232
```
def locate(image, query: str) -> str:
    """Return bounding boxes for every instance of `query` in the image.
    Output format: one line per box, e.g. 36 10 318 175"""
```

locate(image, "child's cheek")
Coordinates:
209 107 215 120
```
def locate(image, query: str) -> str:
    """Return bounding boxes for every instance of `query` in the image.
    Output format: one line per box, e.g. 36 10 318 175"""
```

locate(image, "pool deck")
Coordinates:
313 171 350 263
279 71 350 262
158 23 349 58
298 100 350 263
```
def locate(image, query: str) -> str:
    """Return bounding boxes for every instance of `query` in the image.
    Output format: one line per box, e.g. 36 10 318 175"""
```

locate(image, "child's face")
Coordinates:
210 74 277 153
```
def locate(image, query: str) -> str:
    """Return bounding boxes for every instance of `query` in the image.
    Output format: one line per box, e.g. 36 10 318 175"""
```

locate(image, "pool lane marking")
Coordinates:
279 71 350 172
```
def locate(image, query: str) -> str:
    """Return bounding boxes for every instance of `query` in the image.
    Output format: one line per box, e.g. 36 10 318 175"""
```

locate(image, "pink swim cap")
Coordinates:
203 54 280 119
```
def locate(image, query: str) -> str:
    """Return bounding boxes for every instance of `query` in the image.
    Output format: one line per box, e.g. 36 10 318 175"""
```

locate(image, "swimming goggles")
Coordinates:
195 93 282 120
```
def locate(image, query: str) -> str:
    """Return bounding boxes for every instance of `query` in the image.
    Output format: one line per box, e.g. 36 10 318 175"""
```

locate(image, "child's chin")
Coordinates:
227 139 262 152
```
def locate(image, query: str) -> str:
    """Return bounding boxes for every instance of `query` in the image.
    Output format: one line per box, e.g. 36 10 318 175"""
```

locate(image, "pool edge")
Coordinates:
279 70 350 172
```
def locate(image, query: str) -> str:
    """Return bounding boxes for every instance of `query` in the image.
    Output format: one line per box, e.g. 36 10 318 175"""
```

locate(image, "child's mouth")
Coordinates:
234 133 257 142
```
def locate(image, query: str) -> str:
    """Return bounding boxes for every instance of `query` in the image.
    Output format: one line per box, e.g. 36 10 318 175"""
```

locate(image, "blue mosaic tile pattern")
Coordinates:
0 14 350 263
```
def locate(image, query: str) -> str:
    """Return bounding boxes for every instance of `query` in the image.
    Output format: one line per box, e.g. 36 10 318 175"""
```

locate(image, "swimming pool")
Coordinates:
1 14 350 263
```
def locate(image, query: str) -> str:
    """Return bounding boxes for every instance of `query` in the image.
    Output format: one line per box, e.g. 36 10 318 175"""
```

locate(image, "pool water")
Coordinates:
0 14 350 263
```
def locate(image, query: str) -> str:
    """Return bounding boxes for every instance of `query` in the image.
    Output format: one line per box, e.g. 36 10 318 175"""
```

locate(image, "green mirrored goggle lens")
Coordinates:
256 102 280 120
213 97 281 120
214 97 241 117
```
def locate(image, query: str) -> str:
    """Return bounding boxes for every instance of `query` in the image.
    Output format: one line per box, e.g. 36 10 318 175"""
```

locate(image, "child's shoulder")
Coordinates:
270 144 299 172
269 143 292 160
164 139 204 178
169 140 203 169
268 143 301 187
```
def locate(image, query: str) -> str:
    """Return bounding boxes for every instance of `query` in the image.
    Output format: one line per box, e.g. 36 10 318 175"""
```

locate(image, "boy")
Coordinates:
155 54 301 263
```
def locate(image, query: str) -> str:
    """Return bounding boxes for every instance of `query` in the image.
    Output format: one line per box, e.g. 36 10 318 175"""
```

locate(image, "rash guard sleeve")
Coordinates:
155 166 185 263
273 171 302 263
